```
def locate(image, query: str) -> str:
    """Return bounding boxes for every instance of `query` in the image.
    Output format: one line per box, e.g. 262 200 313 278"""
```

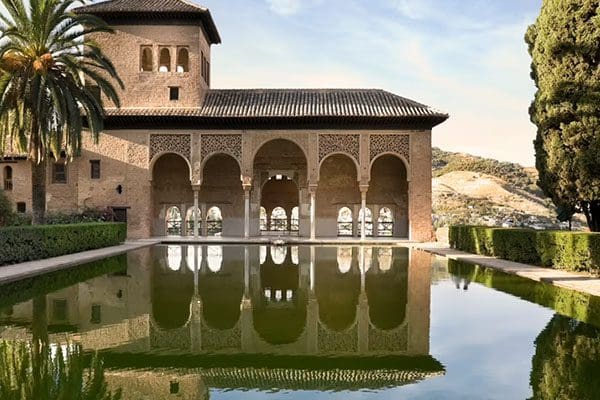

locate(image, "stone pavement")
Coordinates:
412 243 600 298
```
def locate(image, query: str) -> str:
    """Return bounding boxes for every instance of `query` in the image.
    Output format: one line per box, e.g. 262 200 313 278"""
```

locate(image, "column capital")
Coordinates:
242 175 252 191
308 183 318 193
359 184 369 194
192 184 202 191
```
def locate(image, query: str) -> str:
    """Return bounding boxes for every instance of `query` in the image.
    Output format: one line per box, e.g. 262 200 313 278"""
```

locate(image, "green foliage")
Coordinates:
0 340 121 400
0 223 126 266
0 189 13 226
449 225 600 273
530 315 600 400
526 0 600 231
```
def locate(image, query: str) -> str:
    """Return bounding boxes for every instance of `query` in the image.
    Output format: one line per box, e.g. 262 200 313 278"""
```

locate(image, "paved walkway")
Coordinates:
0 240 159 285
413 243 600 298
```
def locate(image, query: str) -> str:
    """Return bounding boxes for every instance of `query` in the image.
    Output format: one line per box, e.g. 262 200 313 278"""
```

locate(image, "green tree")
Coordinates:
526 0 600 232
0 0 122 224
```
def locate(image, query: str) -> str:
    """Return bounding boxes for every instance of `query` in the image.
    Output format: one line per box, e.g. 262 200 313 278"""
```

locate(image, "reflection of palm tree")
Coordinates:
0 340 121 399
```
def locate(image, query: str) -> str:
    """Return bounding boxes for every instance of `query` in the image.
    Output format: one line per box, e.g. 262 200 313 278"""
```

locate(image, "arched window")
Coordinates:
358 207 373 237
166 206 182 235
260 207 268 232
186 245 201 272
140 46 153 72
270 245 287 265
378 207 394 237
207 245 223 272
378 247 393 271
167 245 182 271
176 47 189 72
337 247 353 273
206 206 223 236
270 207 287 231
159 48 171 72
290 206 299 232
3 166 13 191
337 207 353 236
185 207 201 236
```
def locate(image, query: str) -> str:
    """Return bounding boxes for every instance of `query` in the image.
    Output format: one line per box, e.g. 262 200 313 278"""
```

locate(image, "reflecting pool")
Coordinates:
0 245 599 399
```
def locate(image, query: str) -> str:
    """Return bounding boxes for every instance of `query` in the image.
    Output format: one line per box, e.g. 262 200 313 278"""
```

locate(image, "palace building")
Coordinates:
0 0 448 240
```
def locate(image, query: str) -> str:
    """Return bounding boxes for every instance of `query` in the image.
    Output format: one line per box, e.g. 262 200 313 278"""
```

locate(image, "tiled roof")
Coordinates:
103 89 448 129
72 0 221 44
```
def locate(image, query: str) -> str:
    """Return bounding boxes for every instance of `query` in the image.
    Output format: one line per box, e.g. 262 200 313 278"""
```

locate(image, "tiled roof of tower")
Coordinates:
103 89 448 129
72 0 221 44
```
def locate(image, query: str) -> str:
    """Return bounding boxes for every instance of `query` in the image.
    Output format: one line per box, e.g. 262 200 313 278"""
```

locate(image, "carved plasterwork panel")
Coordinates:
369 134 410 163
318 134 360 164
201 134 242 163
149 134 191 162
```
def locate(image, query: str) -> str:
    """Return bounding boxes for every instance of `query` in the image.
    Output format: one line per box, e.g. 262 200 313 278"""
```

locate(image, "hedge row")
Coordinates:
449 225 600 273
0 223 127 266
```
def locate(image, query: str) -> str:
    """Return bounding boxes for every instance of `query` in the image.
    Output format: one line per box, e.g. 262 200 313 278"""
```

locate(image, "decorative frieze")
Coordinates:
201 134 242 163
149 134 191 162
318 134 360 164
368 323 408 352
369 134 410 163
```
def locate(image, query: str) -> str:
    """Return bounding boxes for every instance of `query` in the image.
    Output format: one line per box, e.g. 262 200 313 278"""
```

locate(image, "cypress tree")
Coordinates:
526 0 600 231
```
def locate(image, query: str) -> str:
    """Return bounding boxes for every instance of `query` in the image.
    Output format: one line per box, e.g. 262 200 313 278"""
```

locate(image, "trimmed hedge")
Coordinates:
449 225 600 273
0 223 126 266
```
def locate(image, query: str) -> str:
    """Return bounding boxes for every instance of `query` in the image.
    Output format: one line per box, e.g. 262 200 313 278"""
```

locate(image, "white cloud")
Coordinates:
265 0 302 15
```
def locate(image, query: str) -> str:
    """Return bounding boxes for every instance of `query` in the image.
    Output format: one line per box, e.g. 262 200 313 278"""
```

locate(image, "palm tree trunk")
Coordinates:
31 159 47 225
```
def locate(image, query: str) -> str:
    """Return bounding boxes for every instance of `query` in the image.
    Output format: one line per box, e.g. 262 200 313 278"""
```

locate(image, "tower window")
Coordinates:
169 87 180 101
3 166 12 191
16 202 25 213
176 47 189 72
90 160 100 179
159 47 171 72
140 46 153 72
52 154 67 184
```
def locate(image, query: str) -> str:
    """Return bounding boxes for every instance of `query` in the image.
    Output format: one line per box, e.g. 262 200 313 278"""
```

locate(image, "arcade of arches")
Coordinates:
150 132 430 240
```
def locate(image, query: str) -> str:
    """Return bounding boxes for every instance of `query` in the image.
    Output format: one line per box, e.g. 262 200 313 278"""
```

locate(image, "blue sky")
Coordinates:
203 0 542 166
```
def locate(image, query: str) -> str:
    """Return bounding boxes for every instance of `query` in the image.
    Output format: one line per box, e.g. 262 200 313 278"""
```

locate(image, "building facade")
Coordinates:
0 0 448 240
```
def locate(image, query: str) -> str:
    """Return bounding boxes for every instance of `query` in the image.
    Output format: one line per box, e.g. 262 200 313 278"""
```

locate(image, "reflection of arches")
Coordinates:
368 154 409 238
167 245 182 271
259 245 267 265
270 245 287 265
176 47 189 72
358 208 373 237
186 245 201 271
166 206 183 236
337 247 353 273
291 246 299 265
367 247 409 330
377 247 393 271
159 48 171 72
270 206 288 231
206 207 223 236
316 247 360 331
337 207 353 237
206 245 223 272
185 207 201 236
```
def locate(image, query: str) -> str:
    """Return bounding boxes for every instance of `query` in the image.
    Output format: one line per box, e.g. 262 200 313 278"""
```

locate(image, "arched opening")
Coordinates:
378 207 394 237
368 155 409 238
358 207 374 237
3 166 12 191
140 46 153 72
206 207 223 236
253 139 307 236
166 206 183 236
159 48 171 72
270 206 288 231
337 207 353 237
366 247 409 330
152 153 192 236
260 207 268 231
200 154 243 237
176 47 189 72
317 154 360 237
185 207 201 236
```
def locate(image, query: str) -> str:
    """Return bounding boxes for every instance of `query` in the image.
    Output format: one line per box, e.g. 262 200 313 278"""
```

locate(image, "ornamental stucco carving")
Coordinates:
201 134 242 163
368 323 408 351
318 134 360 164
369 134 410 163
317 322 358 352
149 134 191 162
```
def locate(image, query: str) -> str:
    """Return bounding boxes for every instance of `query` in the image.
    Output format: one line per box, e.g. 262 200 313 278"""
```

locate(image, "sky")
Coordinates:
201 0 542 166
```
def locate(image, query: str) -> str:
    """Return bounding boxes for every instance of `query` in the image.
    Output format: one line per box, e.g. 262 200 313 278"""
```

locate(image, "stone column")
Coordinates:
309 184 317 240
193 185 200 238
201 203 208 237
244 189 251 238
360 185 368 241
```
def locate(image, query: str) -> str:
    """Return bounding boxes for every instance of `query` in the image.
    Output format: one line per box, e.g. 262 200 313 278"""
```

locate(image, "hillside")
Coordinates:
431 148 581 230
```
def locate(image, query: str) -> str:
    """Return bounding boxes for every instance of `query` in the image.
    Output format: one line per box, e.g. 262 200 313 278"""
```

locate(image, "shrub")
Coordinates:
0 190 14 226
449 225 600 273
0 223 126 266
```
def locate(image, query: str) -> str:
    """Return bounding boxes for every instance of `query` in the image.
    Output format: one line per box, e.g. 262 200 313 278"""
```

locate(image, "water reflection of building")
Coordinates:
0 245 441 396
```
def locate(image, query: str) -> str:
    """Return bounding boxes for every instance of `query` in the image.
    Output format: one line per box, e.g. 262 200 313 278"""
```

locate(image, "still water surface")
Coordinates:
0 245 599 399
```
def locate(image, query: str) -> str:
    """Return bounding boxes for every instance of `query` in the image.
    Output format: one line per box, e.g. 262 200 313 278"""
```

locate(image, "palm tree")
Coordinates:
0 0 123 224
